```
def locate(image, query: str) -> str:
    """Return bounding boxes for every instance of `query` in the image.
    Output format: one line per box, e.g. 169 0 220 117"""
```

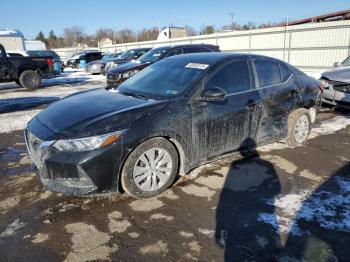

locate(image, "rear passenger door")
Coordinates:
253 59 298 142
192 59 261 160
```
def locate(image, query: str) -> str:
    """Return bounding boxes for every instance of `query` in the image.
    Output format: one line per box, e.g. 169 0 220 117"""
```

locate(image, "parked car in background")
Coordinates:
86 52 123 74
26 50 62 74
102 48 151 75
25 53 320 198
5 50 62 74
64 50 102 68
106 44 220 87
320 55 350 109
0 44 54 88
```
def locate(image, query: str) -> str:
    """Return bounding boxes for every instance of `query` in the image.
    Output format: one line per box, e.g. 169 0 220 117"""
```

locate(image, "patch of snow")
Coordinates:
0 109 41 133
0 219 26 238
258 176 350 237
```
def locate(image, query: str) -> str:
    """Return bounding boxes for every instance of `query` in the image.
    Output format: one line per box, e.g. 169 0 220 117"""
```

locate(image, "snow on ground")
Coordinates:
0 71 106 132
0 71 105 99
258 176 350 237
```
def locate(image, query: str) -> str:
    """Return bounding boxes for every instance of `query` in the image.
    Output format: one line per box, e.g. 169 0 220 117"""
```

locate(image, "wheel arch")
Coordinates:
115 133 189 192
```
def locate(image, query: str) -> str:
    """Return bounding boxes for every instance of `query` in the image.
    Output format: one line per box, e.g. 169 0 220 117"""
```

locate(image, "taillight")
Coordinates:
318 83 325 93
47 59 54 70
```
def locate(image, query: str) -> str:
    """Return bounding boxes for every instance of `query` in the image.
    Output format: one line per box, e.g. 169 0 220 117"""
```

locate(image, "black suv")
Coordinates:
101 48 151 75
106 44 220 86
65 51 102 68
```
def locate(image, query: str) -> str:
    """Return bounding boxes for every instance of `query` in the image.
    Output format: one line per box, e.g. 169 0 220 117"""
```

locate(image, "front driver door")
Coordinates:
191 59 261 162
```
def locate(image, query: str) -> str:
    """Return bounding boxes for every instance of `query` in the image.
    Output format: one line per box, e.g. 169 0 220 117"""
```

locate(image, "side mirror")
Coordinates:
198 87 227 102
334 62 341 67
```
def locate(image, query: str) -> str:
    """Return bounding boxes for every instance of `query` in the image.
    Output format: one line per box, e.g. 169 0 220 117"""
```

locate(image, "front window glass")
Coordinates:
118 59 207 98
205 60 252 94
138 47 170 64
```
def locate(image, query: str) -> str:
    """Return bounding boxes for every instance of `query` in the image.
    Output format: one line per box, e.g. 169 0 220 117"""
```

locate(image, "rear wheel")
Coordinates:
19 70 41 89
121 137 178 199
286 109 311 146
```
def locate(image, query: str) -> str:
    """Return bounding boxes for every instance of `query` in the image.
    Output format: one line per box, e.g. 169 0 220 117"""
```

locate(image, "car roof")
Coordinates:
162 52 274 65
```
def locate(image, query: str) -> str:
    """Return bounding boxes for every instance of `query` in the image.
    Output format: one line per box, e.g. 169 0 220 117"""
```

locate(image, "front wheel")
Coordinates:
19 70 42 89
286 108 311 146
121 137 179 199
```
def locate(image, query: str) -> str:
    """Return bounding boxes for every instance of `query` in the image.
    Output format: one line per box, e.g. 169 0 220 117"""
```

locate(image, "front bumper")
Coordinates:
24 128 124 195
321 85 350 108
106 73 122 87
86 64 102 74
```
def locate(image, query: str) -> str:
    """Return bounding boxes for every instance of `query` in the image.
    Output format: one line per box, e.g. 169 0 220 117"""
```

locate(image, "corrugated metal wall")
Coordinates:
54 20 350 73
0 36 25 51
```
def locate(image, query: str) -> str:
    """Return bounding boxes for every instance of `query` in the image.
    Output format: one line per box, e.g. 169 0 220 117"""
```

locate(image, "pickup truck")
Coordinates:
0 44 54 89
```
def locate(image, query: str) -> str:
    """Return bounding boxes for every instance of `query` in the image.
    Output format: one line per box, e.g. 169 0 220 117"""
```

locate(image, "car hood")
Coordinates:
108 61 150 74
35 88 167 138
322 67 350 83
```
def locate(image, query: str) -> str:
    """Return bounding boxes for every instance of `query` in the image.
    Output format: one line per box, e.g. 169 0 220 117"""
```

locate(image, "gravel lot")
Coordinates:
0 72 349 261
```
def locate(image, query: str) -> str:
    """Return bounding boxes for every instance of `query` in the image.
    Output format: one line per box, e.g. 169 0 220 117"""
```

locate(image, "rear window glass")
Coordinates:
254 60 282 87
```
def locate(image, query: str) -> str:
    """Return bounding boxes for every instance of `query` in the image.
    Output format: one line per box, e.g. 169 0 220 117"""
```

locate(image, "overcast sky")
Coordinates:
1 0 349 39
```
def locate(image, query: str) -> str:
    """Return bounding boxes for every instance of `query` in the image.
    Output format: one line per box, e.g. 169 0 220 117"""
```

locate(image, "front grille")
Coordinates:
333 84 350 94
108 73 120 81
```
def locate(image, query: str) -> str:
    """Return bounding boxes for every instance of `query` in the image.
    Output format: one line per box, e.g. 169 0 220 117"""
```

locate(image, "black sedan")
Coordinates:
25 53 320 198
102 48 151 75
106 44 220 87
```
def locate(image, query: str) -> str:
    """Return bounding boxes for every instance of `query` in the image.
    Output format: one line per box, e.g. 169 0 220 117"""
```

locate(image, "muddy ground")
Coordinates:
0 74 349 261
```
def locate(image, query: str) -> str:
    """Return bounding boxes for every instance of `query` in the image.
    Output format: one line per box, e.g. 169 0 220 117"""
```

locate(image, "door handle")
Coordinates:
246 99 258 109
247 99 257 107
291 89 299 96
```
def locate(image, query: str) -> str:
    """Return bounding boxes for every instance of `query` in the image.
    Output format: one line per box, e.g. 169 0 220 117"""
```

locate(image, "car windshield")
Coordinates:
119 50 136 59
102 54 114 60
342 56 350 67
117 59 209 98
137 47 170 64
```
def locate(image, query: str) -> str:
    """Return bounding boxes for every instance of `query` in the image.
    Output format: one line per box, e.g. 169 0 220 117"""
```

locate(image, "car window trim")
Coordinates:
204 59 255 96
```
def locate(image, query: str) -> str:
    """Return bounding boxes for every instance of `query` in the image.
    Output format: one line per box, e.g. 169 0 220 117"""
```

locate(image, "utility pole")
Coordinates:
113 27 116 45
229 13 235 31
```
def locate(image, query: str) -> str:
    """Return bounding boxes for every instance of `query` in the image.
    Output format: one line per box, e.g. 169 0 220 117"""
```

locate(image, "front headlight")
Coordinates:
320 79 330 88
122 70 139 79
52 130 125 152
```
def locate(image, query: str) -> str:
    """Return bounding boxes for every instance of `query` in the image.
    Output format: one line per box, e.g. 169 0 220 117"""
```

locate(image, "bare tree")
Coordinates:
137 27 159 41
63 26 86 47
200 25 216 35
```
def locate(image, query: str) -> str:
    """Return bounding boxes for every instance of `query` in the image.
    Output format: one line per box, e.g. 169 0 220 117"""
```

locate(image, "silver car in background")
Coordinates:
320 56 350 109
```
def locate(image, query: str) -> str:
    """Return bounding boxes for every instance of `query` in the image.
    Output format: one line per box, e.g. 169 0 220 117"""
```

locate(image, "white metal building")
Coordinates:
24 40 46 50
0 29 25 51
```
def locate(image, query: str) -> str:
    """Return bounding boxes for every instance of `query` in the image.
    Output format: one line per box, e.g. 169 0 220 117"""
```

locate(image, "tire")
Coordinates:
19 70 41 89
286 108 311 146
14 79 22 87
121 137 179 199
